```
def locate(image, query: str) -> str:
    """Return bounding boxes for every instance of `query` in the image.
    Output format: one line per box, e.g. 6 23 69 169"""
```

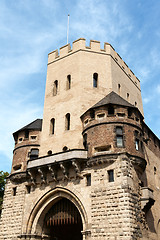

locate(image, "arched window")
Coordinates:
53 80 58 96
50 118 55 134
93 73 98 88
65 113 70 130
66 75 71 90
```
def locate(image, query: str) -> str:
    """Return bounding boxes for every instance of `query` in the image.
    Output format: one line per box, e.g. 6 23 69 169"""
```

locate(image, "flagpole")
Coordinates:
67 14 70 44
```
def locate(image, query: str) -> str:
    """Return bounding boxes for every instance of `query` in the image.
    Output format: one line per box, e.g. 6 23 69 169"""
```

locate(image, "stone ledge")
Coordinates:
27 149 88 169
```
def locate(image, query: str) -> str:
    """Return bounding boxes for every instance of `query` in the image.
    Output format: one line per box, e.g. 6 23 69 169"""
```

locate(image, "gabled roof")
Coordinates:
91 91 135 109
13 119 42 136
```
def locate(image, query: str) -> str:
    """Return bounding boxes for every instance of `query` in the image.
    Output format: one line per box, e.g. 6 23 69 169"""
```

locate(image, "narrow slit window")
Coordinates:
127 93 129 101
83 133 88 150
135 139 139 150
50 118 55 134
86 174 91 186
26 185 31 194
65 113 70 130
93 73 98 88
13 187 17 196
118 84 121 94
66 75 71 90
53 80 58 96
108 170 114 182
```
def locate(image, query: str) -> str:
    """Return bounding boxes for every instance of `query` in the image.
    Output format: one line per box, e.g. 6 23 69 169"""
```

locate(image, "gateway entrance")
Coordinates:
45 198 83 240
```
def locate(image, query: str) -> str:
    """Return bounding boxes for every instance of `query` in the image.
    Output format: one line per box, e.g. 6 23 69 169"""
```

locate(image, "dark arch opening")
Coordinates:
44 198 83 240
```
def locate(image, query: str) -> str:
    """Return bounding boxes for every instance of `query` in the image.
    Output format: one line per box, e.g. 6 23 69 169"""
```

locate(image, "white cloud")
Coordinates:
157 84 160 93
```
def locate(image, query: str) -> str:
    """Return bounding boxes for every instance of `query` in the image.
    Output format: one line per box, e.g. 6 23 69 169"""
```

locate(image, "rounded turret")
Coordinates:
12 119 42 173
81 92 145 160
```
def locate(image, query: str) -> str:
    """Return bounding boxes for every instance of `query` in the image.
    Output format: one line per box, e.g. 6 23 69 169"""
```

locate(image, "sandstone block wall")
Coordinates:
0 180 26 240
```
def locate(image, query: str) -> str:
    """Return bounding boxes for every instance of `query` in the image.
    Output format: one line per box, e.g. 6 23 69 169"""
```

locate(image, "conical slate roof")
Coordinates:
13 119 42 136
91 91 135 109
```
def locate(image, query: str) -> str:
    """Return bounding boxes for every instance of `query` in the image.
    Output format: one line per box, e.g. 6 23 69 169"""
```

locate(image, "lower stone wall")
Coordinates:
0 179 26 240
0 153 156 240
90 154 143 240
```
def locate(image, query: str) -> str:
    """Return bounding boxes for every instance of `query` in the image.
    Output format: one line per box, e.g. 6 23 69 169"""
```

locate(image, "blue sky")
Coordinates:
0 0 160 172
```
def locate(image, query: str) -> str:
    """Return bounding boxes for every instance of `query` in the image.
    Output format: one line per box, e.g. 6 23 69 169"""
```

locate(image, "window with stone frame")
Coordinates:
116 126 124 147
108 170 114 182
29 148 39 160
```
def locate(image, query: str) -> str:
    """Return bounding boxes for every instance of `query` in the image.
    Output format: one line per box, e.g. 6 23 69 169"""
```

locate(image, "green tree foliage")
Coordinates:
0 171 9 215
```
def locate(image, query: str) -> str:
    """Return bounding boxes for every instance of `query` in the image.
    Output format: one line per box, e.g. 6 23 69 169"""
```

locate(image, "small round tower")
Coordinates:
81 91 145 161
12 119 42 173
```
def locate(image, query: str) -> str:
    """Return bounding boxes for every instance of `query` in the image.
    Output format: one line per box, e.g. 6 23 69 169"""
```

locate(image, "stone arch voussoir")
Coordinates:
26 187 88 235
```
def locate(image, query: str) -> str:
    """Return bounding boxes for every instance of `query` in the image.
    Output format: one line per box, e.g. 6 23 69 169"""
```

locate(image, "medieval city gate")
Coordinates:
45 198 83 240
25 188 88 240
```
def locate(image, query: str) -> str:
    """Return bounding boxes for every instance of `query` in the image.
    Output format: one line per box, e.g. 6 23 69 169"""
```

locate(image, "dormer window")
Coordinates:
108 105 114 115
93 73 98 88
25 130 29 139
90 109 95 119
128 108 132 118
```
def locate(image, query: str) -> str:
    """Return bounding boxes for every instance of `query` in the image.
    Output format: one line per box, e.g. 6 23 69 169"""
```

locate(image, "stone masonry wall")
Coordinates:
0 179 26 240
90 154 144 240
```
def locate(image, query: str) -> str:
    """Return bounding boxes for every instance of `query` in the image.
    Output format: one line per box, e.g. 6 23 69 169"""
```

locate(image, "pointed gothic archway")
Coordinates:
44 198 83 240
25 187 88 239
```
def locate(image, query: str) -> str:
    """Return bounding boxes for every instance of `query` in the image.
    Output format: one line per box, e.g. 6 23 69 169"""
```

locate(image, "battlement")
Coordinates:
48 38 140 87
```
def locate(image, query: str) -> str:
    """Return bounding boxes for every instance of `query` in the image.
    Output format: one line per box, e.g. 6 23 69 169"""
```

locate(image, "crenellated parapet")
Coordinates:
48 38 140 88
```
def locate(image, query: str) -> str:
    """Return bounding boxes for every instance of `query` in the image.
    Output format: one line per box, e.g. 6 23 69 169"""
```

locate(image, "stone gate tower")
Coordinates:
0 39 160 240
